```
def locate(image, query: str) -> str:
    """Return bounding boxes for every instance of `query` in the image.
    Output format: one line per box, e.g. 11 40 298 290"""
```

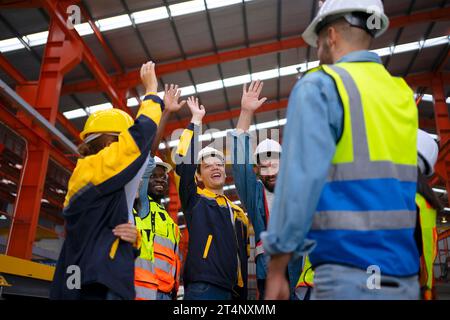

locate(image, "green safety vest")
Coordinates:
134 196 180 261
134 196 181 295
416 193 438 300
296 255 314 288
306 61 419 276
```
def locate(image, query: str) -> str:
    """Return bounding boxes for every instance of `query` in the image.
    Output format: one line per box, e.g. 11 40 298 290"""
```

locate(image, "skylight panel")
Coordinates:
196 80 224 92
0 38 25 52
255 120 280 130
423 36 449 48
393 41 420 54
127 97 139 107
223 74 251 87
131 7 169 24
74 22 95 36
96 14 132 32
86 102 113 113
279 64 301 76
63 108 87 120
179 85 197 96
23 31 48 47
251 68 279 81
169 0 205 17
206 0 242 10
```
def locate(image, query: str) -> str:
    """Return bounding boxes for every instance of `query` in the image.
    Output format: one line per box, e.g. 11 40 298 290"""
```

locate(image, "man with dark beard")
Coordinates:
229 80 302 300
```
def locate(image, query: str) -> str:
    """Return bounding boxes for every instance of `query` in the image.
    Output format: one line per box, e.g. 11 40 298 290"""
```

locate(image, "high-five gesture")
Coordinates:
187 96 206 124
140 61 158 93
164 84 186 113
241 80 267 112
237 80 267 131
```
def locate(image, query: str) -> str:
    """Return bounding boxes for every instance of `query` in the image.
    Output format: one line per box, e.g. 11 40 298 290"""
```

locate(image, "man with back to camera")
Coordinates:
263 0 420 300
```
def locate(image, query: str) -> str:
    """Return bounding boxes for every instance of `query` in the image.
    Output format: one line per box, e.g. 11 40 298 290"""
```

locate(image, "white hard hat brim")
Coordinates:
155 162 173 173
197 147 225 163
417 129 439 177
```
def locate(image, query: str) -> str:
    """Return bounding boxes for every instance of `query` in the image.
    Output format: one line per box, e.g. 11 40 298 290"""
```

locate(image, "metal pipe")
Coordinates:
0 78 78 155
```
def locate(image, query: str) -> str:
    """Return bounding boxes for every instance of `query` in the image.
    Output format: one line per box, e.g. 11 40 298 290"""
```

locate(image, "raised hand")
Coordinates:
241 80 267 112
187 96 206 124
140 61 158 93
164 84 186 113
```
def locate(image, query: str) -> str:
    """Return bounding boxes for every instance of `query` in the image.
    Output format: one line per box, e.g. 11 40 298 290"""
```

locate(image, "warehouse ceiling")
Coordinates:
0 0 448 142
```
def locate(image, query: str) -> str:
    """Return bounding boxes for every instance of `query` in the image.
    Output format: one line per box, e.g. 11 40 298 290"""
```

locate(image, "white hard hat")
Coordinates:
197 146 225 163
417 129 439 177
254 139 282 163
154 155 172 173
302 0 389 47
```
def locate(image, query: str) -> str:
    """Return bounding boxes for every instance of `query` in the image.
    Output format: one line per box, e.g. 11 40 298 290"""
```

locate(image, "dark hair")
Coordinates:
417 168 443 212
78 134 118 157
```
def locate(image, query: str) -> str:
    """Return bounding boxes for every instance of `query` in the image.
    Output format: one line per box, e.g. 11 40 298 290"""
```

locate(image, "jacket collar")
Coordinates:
197 187 243 212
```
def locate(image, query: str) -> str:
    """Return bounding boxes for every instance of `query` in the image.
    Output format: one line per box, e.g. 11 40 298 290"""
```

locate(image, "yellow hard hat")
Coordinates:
80 108 134 141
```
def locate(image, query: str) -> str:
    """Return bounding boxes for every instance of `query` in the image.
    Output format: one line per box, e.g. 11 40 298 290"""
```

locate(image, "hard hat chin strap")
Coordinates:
83 132 120 144
418 154 432 177
315 12 376 37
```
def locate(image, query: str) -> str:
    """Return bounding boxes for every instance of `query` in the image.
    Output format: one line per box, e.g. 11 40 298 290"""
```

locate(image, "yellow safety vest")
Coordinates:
296 255 314 288
306 61 418 276
416 193 438 300
134 196 181 298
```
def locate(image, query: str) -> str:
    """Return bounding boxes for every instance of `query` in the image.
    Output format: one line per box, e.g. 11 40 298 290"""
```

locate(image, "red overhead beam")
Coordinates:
389 7 450 29
0 54 26 84
78 4 123 75
42 0 131 114
56 112 81 144
0 53 82 144
162 72 447 134
0 106 75 170
61 36 304 95
406 72 450 88
436 46 450 74
61 7 450 95
439 229 450 241
78 3 141 105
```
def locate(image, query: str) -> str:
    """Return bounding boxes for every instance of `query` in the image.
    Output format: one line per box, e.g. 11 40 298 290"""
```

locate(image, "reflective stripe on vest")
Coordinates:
135 285 157 300
149 199 179 294
416 193 438 299
134 198 180 294
135 257 158 300
307 62 419 277
155 256 173 275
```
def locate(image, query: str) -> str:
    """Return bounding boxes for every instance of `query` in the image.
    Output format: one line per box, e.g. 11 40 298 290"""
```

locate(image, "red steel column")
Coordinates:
6 18 82 259
432 73 450 199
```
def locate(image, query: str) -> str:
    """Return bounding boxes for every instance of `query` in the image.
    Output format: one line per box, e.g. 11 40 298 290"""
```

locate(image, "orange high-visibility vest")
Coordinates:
134 197 181 297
